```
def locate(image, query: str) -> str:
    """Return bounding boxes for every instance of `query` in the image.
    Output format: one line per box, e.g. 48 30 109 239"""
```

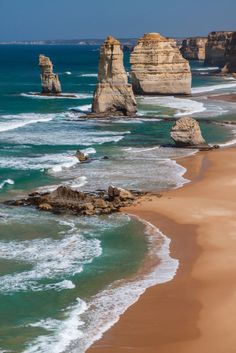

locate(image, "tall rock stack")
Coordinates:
222 32 236 73
130 33 192 95
181 37 208 60
92 36 137 116
205 31 233 67
39 55 62 94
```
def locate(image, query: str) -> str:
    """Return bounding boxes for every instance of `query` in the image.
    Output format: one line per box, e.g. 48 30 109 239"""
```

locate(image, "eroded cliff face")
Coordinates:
130 33 192 95
181 37 207 60
205 31 233 67
92 36 137 116
39 55 62 94
222 32 236 73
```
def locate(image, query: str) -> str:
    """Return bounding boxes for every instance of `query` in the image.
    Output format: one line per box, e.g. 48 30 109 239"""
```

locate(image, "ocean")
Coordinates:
0 44 236 353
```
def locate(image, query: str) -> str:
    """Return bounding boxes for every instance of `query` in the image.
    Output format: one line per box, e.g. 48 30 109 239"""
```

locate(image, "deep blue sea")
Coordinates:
0 44 236 353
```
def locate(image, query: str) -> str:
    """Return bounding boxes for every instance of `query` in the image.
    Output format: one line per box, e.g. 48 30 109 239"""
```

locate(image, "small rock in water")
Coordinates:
75 150 89 163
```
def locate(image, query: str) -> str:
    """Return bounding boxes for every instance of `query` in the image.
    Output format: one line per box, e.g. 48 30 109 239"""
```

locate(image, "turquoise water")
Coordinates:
0 45 236 353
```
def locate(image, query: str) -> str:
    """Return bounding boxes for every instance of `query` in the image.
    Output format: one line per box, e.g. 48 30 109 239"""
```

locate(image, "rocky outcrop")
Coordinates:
130 33 192 95
171 117 208 148
39 55 62 94
222 32 236 73
92 36 137 116
181 37 207 60
205 31 233 67
6 185 140 216
75 150 89 163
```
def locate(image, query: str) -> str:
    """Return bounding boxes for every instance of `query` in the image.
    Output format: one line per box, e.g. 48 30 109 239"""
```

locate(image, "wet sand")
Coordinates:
208 93 236 102
87 147 236 353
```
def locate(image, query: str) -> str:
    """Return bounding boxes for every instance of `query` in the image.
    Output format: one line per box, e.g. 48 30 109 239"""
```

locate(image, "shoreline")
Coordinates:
87 146 236 353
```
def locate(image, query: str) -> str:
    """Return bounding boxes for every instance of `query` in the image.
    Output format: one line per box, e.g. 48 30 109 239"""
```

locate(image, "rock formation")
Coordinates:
222 32 236 73
6 185 139 216
205 31 233 67
92 36 137 116
181 37 207 60
39 55 62 94
75 150 89 163
130 33 192 95
171 117 208 148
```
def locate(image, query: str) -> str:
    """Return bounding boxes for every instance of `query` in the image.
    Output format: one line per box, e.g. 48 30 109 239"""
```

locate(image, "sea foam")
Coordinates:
0 179 14 189
0 113 55 132
23 217 179 353
138 95 206 117
21 93 92 100
192 82 236 94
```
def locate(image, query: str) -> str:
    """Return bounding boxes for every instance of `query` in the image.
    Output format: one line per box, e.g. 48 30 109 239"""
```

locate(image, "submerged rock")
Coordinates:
130 33 192 95
205 31 233 67
181 37 208 60
171 117 208 148
39 54 62 94
92 36 137 116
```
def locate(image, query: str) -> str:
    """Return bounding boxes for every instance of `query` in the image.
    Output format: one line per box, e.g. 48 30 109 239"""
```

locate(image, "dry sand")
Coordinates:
87 147 236 353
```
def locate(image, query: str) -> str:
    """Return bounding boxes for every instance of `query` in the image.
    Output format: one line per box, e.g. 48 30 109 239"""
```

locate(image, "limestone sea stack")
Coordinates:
180 37 207 60
171 117 208 148
222 32 236 73
130 33 192 95
39 55 62 94
92 36 137 116
205 31 233 67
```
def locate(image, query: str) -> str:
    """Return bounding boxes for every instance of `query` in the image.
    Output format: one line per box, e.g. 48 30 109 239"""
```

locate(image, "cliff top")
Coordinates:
39 54 52 67
208 31 234 36
105 36 120 45
139 33 168 42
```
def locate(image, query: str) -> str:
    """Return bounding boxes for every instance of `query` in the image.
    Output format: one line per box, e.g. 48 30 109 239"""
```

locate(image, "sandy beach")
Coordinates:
88 146 236 353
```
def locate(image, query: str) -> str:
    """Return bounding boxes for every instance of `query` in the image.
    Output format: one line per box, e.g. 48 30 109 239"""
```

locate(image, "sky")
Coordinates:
0 0 235 41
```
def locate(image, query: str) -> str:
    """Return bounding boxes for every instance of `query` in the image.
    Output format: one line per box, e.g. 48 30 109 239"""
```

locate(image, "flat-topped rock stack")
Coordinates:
205 31 233 67
92 36 137 116
222 32 236 73
130 33 192 95
181 37 208 60
39 55 62 94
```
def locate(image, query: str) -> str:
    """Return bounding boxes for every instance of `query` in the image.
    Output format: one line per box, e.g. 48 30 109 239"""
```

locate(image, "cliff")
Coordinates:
130 33 192 95
92 36 137 116
39 55 62 94
222 32 236 73
181 37 207 60
205 31 233 67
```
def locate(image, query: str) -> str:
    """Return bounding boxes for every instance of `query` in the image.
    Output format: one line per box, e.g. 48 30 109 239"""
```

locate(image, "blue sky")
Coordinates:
0 0 235 41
